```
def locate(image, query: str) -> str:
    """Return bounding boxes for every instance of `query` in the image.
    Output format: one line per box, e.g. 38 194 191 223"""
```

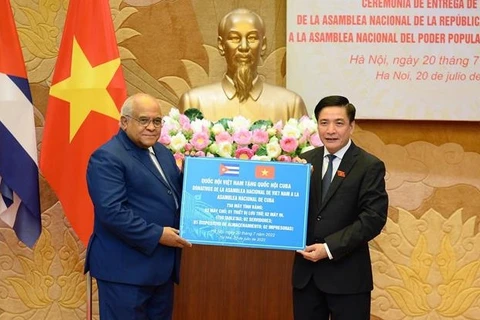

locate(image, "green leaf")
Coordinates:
256 145 268 156
217 118 233 129
251 119 273 130
184 108 204 121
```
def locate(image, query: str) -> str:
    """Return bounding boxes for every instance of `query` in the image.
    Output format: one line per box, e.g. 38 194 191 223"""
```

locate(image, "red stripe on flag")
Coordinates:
0 0 28 78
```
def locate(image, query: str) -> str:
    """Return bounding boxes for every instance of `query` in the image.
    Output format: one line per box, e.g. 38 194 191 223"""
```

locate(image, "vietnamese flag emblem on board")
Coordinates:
255 165 275 179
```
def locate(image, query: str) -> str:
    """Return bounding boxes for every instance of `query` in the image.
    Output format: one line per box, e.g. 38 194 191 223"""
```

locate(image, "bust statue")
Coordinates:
178 8 308 122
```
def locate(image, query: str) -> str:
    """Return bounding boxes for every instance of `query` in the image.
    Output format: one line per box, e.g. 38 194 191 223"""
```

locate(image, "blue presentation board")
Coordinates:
180 157 311 250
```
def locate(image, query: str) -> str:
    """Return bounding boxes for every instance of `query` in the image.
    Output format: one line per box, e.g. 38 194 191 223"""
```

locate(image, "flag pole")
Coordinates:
86 271 92 320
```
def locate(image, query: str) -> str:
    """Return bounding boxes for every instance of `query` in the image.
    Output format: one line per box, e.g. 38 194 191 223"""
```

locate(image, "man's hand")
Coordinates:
159 227 192 248
296 243 328 262
292 157 313 173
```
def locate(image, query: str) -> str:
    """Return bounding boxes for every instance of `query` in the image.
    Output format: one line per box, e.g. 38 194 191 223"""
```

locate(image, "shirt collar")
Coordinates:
325 139 351 160
222 74 263 101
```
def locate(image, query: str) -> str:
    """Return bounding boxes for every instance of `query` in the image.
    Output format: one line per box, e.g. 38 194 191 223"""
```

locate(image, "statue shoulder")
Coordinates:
260 82 308 118
178 82 225 112
182 82 224 98
262 82 304 99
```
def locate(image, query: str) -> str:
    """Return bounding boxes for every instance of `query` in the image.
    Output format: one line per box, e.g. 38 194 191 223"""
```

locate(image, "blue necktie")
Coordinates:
322 154 336 201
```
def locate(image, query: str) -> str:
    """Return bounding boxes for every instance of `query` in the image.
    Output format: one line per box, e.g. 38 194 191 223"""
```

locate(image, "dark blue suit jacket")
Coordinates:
293 142 388 294
85 129 182 286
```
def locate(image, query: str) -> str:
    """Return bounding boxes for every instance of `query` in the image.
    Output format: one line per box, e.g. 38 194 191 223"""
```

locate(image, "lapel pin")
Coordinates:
337 170 345 177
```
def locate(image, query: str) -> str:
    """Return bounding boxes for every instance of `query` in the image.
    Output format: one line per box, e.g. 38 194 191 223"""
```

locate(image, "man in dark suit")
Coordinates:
293 95 388 320
85 93 191 319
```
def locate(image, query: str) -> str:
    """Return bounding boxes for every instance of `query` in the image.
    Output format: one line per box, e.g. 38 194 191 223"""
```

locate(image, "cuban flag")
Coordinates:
0 0 41 248
219 163 240 176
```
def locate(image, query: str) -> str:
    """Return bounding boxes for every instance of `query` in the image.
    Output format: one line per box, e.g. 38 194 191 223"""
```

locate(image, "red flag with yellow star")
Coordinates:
40 0 126 246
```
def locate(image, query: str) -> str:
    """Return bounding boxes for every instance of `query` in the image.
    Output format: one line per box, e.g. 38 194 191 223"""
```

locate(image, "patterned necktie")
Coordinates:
322 154 336 201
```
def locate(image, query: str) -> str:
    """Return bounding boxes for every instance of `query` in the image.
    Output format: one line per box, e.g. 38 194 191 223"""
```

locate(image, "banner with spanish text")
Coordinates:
287 1 480 120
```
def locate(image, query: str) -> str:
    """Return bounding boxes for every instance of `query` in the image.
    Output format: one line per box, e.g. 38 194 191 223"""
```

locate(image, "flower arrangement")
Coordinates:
159 108 323 166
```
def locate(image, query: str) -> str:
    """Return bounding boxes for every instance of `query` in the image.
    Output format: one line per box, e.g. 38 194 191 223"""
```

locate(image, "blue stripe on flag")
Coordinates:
0 0 41 248
221 163 240 176
0 73 41 248
0 180 14 207
0 122 41 247
8 75 32 102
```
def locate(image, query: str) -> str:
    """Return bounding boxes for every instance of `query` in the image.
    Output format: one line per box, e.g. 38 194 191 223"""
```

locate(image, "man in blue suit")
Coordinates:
293 95 388 320
85 93 191 319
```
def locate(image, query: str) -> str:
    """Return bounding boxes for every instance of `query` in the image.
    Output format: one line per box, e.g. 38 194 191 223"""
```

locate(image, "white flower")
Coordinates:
211 123 226 135
158 108 320 163
168 107 181 119
216 142 233 158
208 143 218 154
266 140 282 158
162 119 181 134
285 118 299 126
269 136 279 143
282 123 301 139
228 116 251 132
190 118 211 133
251 155 272 161
170 132 187 152
267 127 278 136
298 117 318 134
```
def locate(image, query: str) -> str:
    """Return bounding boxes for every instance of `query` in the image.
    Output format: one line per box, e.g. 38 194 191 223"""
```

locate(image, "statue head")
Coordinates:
217 8 267 102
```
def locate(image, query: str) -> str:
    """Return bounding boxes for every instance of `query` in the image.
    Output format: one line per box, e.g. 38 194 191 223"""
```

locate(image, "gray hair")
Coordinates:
120 95 136 117
119 93 162 126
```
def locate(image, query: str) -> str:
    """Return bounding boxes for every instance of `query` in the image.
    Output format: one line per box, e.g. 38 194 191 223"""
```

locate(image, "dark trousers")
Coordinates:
293 278 371 320
97 278 174 320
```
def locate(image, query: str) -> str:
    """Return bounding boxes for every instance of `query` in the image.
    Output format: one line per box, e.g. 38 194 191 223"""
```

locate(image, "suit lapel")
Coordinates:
135 148 169 187
319 143 359 209
310 148 325 213
117 130 169 187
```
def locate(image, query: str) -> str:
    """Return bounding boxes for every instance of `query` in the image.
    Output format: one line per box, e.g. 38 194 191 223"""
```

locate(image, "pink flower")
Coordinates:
277 155 292 162
273 120 283 131
235 147 254 159
191 132 210 150
215 131 233 143
309 132 323 147
251 129 269 144
161 122 178 134
298 130 309 145
158 134 171 145
159 108 320 162
232 129 252 146
280 136 298 153
173 153 184 170
179 114 191 130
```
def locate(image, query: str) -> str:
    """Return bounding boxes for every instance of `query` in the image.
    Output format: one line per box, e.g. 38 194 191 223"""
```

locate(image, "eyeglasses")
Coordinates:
124 115 163 128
